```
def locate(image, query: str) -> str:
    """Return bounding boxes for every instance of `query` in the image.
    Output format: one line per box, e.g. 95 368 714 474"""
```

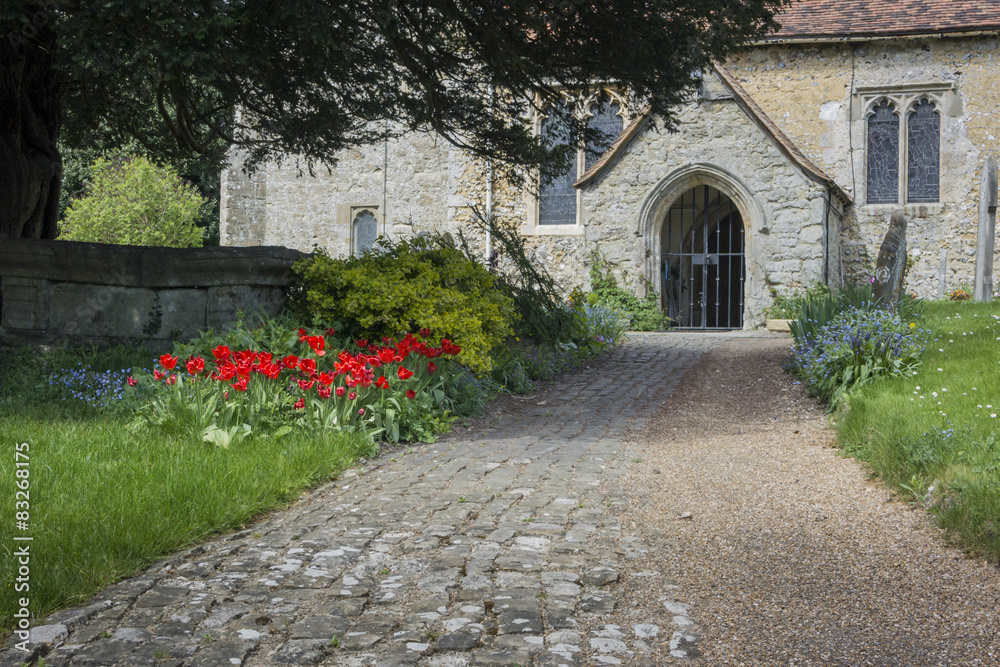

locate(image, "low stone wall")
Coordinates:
0 239 306 347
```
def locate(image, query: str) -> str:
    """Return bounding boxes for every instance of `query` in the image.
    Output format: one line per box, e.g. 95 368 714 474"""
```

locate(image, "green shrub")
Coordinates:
291 236 515 372
58 155 205 247
588 252 665 331
790 306 929 408
764 283 830 320
461 213 586 346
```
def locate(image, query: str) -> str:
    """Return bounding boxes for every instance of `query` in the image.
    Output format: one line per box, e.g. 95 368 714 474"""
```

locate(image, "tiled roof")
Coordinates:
770 0 1000 40
575 64 852 204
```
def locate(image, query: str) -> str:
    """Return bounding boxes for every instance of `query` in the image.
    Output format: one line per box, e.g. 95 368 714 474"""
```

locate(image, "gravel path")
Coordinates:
625 336 1000 666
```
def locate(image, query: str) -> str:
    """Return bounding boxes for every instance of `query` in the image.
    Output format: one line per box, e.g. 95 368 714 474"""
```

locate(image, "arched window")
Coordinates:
352 209 378 255
538 103 577 226
585 98 623 171
907 99 940 203
866 100 900 204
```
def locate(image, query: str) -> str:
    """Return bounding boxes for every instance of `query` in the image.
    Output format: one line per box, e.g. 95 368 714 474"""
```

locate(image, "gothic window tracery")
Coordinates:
536 91 627 228
864 95 941 205
866 101 900 204
907 99 941 203
538 102 577 226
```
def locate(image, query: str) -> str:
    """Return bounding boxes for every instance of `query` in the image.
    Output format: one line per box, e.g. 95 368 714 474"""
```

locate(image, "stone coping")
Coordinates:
0 239 307 288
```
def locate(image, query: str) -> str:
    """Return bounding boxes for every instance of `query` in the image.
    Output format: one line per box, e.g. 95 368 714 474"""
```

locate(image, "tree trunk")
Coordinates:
0 12 62 240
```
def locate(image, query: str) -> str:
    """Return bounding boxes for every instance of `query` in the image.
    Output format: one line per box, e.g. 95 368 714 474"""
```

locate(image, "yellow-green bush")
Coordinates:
58 155 205 247
291 237 516 371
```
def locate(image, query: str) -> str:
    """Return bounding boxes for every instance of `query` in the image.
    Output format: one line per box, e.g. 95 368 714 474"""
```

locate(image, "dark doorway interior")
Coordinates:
662 185 745 330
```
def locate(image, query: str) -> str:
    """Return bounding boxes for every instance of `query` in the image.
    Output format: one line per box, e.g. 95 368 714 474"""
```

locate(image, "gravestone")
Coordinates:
974 156 998 302
873 211 908 307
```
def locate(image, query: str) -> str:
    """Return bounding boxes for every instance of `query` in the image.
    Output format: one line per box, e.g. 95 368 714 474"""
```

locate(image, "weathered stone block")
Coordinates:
50 284 156 338
0 277 50 331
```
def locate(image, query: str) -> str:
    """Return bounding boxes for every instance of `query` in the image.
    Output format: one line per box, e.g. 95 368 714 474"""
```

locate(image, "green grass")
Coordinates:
0 344 373 628
837 299 1000 561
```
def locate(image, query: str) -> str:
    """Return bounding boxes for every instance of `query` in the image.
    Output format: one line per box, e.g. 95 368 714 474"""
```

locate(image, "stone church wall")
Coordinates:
727 35 1000 297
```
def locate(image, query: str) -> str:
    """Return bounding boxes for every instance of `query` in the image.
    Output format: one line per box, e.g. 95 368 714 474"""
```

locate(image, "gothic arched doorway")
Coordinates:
662 185 745 329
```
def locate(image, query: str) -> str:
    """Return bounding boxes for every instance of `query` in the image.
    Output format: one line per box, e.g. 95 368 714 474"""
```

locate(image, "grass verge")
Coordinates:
0 344 373 628
836 300 1000 561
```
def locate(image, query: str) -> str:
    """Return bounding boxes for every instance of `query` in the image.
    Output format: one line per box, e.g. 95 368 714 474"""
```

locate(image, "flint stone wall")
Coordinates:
727 36 1000 297
0 239 304 346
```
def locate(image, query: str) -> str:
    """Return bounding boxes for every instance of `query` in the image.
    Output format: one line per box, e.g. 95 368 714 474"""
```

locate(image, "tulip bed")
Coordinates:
130 325 466 445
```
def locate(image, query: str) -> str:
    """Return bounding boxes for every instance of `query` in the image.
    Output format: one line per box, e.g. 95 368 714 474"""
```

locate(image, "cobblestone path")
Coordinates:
7 333 735 667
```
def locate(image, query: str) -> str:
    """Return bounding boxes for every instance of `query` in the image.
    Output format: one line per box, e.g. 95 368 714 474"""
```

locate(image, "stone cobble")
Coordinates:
6 333 734 667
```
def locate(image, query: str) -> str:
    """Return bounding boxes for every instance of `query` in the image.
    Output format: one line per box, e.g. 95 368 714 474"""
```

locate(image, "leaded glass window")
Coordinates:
352 210 378 255
907 99 940 203
585 99 623 171
538 104 577 226
866 101 900 204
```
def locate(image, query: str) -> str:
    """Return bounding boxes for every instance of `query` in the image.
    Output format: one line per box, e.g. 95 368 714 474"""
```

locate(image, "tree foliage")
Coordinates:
58 155 205 247
1 0 788 239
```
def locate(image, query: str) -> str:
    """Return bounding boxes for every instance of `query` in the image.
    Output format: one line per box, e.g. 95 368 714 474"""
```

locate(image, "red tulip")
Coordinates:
281 355 299 369
293 398 305 409
348 391 357 401
397 367 413 380
232 376 248 392
297 379 316 391
127 376 137 387
186 356 206 376
153 370 165 381
376 376 389 389
427 362 437 374
406 389 416 400
317 385 331 399
336 387 346 397
299 358 317 375
159 354 178 370
419 328 431 338
212 345 231 363
165 374 177 386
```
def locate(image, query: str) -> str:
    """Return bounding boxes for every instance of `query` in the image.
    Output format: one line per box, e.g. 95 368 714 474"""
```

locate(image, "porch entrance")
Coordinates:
662 185 745 330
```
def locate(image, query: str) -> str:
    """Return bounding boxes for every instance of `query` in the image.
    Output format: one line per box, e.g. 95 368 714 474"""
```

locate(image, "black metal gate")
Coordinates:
662 185 745 330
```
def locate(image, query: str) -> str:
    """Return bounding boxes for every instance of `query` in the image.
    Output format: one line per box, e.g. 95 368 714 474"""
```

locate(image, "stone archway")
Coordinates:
636 163 766 329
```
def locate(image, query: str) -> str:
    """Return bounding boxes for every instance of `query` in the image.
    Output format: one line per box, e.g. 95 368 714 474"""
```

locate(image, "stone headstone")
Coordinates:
974 156 998 302
873 211 908 307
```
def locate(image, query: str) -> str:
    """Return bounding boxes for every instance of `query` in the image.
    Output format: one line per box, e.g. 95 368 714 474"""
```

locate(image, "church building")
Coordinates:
220 0 1000 329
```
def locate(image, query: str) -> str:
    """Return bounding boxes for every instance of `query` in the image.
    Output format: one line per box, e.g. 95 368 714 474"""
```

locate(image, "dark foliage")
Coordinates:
1 0 787 238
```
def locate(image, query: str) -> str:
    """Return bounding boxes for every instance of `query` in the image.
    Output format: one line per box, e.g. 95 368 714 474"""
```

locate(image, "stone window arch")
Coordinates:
866 99 900 204
906 98 941 203
529 89 629 233
351 207 379 256
860 88 947 205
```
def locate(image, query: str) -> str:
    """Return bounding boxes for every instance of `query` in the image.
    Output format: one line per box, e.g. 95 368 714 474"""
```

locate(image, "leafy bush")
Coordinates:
791 306 929 408
583 302 630 346
789 281 923 350
58 155 205 247
461 213 586 346
588 252 665 331
291 236 515 372
764 283 830 319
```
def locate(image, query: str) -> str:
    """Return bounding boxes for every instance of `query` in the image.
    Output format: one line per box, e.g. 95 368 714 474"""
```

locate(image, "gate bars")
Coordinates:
663 186 745 330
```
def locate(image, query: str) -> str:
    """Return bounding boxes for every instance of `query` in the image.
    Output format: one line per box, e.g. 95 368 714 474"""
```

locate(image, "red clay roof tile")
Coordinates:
770 0 1000 40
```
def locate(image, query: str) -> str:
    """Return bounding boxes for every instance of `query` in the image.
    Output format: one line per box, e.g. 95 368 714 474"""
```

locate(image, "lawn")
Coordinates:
837 299 1000 561
0 344 373 628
